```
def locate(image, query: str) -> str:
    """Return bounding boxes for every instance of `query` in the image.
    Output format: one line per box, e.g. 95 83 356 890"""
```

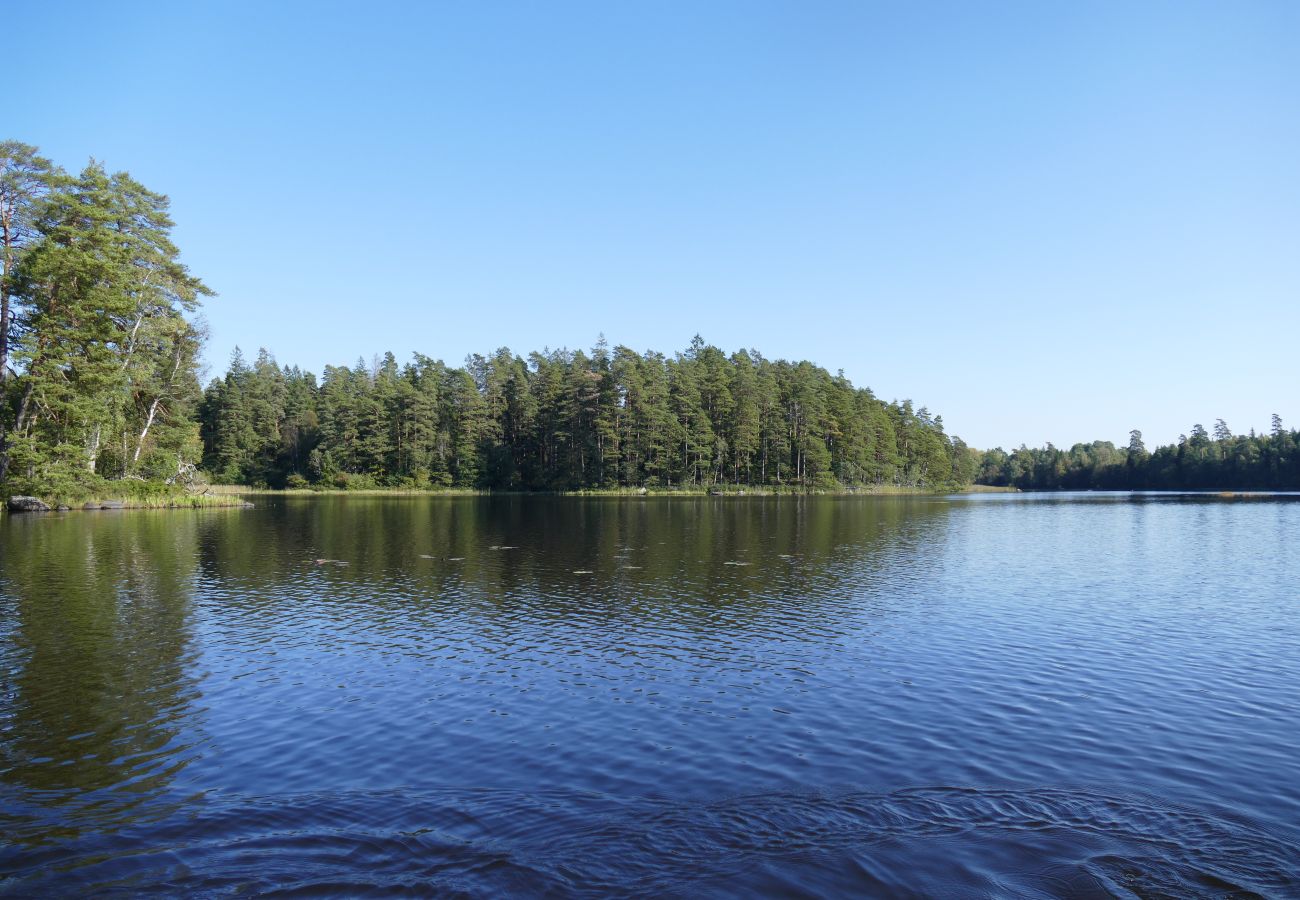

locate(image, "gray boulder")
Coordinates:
7 496 51 513
99 500 125 510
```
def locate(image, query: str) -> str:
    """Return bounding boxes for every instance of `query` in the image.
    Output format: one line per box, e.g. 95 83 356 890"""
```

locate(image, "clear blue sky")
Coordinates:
11 1 1298 450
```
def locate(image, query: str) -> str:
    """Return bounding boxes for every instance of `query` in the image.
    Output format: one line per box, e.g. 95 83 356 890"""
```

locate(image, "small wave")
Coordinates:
3 785 1296 897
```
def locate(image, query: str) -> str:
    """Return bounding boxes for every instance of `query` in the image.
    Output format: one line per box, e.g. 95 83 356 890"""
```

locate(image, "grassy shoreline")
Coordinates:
204 484 1017 498
5 483 1018 512
4 492 254 513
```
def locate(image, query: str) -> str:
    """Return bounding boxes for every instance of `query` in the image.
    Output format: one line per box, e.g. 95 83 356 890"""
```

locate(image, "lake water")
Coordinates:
2 493 1298 897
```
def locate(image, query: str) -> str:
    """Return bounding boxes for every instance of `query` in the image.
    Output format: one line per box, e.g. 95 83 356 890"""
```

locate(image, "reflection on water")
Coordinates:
2 495 1298 896
1 513 204 847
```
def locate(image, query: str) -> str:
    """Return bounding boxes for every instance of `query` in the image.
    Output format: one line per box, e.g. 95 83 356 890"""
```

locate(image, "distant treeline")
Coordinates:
973 421 1300 491
198 341 976 491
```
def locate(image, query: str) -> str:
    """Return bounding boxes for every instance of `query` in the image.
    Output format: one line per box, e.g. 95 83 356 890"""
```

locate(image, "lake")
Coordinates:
2 494 1298 896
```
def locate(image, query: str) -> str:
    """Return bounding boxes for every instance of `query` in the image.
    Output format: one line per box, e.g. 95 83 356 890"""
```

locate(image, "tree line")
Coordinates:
974 420 1300 491
2 140 973 499
197 339 976 491
6 140 1293 500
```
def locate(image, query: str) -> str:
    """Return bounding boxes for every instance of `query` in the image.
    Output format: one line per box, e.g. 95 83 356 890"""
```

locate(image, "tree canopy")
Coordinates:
196 339 975 492
4 140 1293 502
973 419 1300 491
0 142 209 499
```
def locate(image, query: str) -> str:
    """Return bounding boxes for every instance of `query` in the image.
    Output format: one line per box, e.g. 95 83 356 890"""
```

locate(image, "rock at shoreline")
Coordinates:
7 496 51 513
100 500 126 510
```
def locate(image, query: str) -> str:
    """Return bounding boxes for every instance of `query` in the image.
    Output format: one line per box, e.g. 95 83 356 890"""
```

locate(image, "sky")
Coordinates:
10 1 1298 450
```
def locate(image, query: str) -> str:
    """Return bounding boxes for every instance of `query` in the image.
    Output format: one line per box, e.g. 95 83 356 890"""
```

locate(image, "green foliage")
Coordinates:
974 418 1300 490
0 145 977 502
198 337 972 493
0 142 210 500
1 142 57 485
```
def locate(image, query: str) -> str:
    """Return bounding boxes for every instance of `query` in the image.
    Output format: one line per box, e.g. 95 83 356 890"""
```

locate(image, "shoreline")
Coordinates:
204 484 1018 498
4 483 1020 513
4 494 255 514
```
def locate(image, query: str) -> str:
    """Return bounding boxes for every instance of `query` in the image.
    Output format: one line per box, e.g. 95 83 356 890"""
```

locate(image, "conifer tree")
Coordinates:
0 142 57 482
7 160 209 495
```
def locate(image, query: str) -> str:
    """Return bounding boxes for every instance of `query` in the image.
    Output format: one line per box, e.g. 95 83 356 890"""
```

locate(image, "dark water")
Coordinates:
2 494 1298 897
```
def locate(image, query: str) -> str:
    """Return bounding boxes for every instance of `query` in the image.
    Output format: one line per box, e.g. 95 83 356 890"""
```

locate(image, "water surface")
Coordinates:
2 494 1298 896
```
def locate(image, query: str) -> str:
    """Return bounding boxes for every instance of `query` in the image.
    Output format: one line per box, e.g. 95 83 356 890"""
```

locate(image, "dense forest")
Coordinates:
973 422 1300 491
196 341 975 491
1 141 972 499
2 140 1295 501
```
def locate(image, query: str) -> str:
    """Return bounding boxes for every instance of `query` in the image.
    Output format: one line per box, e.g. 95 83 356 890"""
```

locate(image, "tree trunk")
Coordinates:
0 217 13 480
1 209 14 382
14 380 35 437
87 423 101 473
134 397 162 463
0 291 9 382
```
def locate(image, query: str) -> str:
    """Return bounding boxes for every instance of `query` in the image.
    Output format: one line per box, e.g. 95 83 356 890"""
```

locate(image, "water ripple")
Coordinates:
3 495 1299 895
3 785 1296 897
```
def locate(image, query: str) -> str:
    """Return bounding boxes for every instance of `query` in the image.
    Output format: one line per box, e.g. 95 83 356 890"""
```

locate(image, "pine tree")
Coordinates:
192 339 992 493
0 142 57 482
7 162 210 495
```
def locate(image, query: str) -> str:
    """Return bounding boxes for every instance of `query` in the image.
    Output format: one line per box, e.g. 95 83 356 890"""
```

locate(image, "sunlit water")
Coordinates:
2 494 1298 897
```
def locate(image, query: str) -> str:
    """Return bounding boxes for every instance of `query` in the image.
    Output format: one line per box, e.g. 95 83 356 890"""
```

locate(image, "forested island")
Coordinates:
2 140 1296 506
